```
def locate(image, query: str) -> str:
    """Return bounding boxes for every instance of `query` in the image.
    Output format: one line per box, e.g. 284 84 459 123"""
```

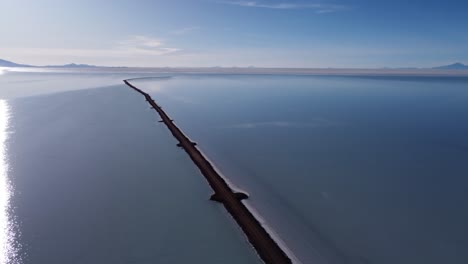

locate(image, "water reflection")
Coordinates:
0 100 19 264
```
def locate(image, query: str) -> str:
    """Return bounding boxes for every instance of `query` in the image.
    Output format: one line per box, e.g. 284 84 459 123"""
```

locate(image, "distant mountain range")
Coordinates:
0 59 97 68
45 63 97 68
0 59 32 67
1 58 467 70
432 63 468 70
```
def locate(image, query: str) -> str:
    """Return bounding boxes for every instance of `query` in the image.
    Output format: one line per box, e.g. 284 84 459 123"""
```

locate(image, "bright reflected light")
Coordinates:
0 100 18 264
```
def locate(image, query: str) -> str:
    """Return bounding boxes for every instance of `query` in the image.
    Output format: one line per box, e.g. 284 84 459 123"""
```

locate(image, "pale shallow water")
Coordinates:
0 71 261 264
2 69 468 264
132 75 468 264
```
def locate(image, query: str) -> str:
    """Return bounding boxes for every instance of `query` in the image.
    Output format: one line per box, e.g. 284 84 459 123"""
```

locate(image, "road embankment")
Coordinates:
123 80 292 264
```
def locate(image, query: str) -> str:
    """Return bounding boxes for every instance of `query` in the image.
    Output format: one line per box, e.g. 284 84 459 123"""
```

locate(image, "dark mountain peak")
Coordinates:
433 62 468 70
47 63 97 68
0 59 32 67
0 58 98 68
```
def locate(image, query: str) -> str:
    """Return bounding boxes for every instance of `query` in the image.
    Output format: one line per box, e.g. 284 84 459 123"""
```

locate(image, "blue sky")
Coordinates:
1 0 467 68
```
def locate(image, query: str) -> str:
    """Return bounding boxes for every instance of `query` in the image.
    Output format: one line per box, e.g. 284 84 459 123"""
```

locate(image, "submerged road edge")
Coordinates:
123 80 292 264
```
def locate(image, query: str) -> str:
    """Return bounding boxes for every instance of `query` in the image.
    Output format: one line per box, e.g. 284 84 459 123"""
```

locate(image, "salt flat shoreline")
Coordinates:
120 67 468 77
3 66 468 77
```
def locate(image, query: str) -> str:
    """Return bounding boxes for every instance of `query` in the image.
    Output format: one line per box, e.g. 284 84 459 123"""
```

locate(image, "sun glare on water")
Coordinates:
0 100 19 264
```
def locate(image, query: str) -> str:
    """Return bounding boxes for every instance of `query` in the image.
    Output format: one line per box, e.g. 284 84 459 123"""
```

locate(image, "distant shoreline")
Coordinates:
2 66 468 77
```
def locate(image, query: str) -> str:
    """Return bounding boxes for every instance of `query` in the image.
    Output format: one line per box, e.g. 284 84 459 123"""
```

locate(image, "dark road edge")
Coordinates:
123 80 292 264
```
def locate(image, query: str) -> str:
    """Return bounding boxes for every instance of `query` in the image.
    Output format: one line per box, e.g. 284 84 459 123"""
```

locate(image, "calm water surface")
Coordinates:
0 71 261 264
1 69 468 264
132 75 468 264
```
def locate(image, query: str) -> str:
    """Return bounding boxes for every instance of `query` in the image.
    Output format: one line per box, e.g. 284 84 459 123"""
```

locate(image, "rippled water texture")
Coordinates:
0 100 20 264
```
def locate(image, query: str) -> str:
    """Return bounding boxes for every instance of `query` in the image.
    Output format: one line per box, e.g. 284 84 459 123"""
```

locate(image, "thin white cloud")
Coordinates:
221 1 345 13
3 41 437 68
118 36 180 55
0 35 181 67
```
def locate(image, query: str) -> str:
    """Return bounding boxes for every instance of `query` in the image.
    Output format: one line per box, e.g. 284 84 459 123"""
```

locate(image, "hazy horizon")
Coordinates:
1 58 467 71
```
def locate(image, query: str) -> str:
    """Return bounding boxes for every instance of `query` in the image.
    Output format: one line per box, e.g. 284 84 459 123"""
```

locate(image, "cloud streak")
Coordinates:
221 1 345 13
118 36 180 55
0 35 181 67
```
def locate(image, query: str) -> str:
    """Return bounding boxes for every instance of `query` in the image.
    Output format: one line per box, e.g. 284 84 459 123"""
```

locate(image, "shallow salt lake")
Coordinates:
132 74 468 264
0 71 261 264
1 70 468 264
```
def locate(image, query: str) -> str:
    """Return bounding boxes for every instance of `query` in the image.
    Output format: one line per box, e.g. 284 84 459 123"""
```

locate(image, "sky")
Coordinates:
1 0 467 68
